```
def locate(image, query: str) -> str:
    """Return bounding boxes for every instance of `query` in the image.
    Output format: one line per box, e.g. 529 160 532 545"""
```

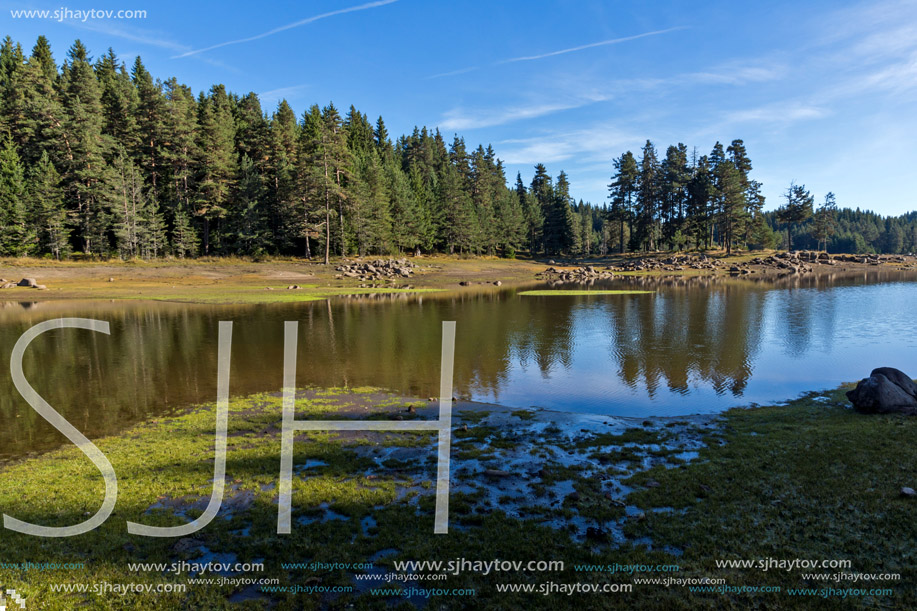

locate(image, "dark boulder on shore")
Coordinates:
846 367 917 415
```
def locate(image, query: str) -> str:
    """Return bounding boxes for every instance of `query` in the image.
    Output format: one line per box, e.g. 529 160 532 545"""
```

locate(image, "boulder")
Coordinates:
846 368 917 415
17 278 38 287
870 367 917 399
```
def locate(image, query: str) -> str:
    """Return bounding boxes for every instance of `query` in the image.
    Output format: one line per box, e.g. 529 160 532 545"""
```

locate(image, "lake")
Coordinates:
2 269 916 457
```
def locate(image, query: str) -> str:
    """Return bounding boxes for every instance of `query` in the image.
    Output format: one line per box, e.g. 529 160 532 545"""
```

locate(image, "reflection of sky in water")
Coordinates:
471 282 917 417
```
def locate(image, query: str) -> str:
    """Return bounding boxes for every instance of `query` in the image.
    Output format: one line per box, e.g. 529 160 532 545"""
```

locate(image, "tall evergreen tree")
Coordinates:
0 137 34 255
27 151 70 259
608 151 638 253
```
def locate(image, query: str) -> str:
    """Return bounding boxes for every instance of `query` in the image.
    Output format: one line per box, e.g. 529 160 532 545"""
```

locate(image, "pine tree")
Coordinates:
554 171 579 254
812 192 838 252
776 182 814 250
27 151 70 259
608 151 638 253
0 136 34 255
194 85 236 254
635 140 661 251
228 154 271 255
530 164 554 252
96 49 139 153
495 185 525 257
162 78 198 213
438 163 477 254
267 99 300 252
516 172 542 255
171 205 199 258
61 40 113 254
132 56 168 198
348 149 391 256
110 147 145 258
660 144 689 249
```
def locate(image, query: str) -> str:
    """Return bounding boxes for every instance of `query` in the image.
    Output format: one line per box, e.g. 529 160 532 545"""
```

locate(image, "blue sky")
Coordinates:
5 0 917 215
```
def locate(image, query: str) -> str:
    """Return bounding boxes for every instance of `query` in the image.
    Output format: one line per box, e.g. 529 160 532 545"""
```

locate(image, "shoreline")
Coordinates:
0 251 915 305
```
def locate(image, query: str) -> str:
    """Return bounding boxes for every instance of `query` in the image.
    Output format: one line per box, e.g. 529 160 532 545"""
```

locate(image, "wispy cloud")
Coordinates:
724 103 827 125
429 26 686 80
173 0 398 59
684 64 785 85
439 92 610 131
500 26 687 63
498 124 642 165
427 66 480 80
258 84 310 108
66 20 236 71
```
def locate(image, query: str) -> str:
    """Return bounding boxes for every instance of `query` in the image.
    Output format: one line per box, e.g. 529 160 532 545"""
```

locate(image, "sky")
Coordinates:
4 0 917 215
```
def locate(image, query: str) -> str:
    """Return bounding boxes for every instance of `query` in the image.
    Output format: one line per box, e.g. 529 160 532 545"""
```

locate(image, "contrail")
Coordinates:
173 0 398 58
501 26 687 63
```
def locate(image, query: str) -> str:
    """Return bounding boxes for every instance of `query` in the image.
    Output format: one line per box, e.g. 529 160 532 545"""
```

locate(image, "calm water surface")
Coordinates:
2 270 916 456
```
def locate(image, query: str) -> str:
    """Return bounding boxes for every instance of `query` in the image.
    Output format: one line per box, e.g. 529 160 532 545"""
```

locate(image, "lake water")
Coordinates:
2 269 916 456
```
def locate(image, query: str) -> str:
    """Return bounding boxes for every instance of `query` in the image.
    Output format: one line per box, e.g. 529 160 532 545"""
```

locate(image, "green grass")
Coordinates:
518 290 654 296
0 385 913 609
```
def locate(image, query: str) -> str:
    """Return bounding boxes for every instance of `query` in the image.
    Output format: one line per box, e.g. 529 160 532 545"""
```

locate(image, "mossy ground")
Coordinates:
0 386 913 609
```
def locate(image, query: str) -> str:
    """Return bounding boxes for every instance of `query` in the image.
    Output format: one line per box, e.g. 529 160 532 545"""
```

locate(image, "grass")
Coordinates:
0 385 914 609
518 290 655 296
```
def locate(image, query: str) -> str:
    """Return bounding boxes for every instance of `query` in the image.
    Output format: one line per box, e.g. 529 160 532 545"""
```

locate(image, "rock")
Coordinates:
459 281 470 286
287 285 301 290
901 487 916 498
33 285 47 290
108 277 115 282
17 278 38 287
493 280 502 286
846 368 917 415
0 282 16 289
870 367 917 399
484 469 511 478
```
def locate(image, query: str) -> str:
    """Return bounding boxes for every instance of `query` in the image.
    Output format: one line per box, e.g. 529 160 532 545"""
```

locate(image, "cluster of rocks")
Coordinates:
0 278 47 290
615 256 692 272
746 252 816 273
334 259 417 281
847 367 917 415
536 265 614 281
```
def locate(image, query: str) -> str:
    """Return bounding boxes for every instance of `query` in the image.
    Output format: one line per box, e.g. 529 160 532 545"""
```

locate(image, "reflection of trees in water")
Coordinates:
285 293 577 402
607 285 765 397
0 269 889 456
0 303 217 456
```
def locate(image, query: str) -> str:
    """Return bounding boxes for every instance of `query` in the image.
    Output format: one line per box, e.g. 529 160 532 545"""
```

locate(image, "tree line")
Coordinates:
0 36 611 261
607 138 917 255
0 36 913 260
